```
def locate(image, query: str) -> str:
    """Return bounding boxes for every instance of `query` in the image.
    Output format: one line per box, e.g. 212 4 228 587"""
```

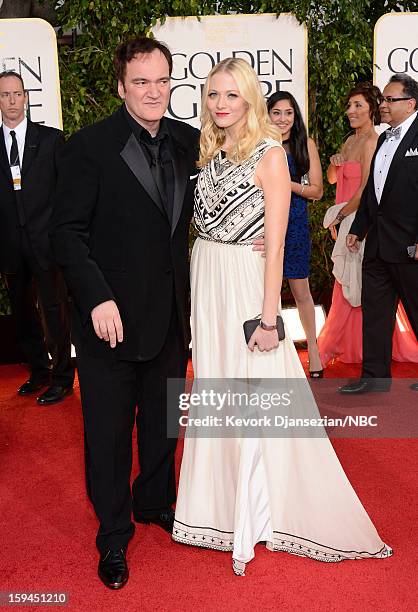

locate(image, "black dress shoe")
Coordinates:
98 549 128 589
410 383 418 391
18 378 49 396
339 379 391 395
36 385 73 405
134 508 175 534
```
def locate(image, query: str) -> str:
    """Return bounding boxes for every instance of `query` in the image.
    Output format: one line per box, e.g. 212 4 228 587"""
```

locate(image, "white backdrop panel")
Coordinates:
153 14 307 129
0 18 62 128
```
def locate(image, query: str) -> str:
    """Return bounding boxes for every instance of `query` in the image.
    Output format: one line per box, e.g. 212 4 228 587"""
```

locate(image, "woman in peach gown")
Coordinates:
318 82 418 365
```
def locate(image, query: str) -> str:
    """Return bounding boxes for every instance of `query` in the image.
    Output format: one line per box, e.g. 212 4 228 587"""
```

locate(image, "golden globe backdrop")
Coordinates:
153 14 307 129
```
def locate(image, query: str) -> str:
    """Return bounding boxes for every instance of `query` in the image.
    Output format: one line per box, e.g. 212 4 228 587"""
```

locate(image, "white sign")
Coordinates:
153 14 308 129
0 18 62 128
374 12 418 92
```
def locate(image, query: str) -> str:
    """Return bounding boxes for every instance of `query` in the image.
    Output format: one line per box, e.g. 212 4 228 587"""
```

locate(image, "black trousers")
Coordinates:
3 229 74 386
76 307 188 553
362 256 418 378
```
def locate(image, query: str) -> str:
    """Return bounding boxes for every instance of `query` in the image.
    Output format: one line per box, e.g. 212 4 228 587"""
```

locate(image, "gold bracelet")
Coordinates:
301 184 306 196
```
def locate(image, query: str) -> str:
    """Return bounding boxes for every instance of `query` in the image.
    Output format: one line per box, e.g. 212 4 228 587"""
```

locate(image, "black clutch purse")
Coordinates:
243 315 285 344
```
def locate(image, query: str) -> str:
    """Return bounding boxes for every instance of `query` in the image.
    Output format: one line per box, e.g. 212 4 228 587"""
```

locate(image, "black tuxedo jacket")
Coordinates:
0 120 63 272
350 115 418 263
50 106 199 361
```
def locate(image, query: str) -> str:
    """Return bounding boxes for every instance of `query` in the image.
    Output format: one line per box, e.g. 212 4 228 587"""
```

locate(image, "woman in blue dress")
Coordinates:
267 91 324 377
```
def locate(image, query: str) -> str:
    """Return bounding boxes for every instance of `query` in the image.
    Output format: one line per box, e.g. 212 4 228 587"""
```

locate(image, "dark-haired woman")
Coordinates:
267 91 324 377
317 82 417 365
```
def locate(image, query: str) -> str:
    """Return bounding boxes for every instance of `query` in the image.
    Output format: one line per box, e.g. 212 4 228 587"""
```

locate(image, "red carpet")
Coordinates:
0 354 417 611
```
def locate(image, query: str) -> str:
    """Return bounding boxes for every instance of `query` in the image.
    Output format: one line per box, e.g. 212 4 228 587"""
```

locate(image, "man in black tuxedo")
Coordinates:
341 74 418 394
0 71 74 404
51 38 199 589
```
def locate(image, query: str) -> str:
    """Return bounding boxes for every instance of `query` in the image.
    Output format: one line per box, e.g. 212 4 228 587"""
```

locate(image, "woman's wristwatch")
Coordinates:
335 211 346 223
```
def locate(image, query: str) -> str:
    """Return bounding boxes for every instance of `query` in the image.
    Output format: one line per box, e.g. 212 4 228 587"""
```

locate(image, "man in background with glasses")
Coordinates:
341 73 418 394
0 71 74 404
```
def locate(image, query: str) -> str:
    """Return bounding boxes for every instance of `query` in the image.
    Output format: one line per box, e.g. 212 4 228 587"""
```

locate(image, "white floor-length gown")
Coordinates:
173 139 392 571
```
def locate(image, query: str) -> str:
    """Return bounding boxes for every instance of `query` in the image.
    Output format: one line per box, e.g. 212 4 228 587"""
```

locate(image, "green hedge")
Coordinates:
1 1 416 313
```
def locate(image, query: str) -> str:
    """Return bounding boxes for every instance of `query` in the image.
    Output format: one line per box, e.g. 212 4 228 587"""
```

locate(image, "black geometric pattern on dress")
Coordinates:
271 532 393 562
172 521 393 562
194 139 282 245
173 519 234 552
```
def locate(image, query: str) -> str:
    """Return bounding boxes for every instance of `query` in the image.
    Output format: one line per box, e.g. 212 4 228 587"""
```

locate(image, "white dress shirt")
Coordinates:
374 111 417 203
2 117 27 167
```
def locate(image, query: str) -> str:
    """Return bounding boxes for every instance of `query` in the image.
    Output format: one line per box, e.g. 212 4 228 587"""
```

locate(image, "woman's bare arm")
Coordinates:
249 146 291 351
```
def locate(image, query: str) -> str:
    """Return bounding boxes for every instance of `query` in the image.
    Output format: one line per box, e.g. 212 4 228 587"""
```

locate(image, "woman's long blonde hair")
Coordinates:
198 58 281 168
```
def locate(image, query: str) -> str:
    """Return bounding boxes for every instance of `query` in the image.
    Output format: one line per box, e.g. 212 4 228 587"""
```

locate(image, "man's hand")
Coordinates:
415 244 418 261
91 300 123 348
252 236 266 257
346 233 360 253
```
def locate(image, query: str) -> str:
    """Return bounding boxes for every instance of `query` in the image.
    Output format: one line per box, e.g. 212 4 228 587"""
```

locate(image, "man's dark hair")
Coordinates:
114 37 172 84
389 73 418 109
0 70 25 90
346 81 383 125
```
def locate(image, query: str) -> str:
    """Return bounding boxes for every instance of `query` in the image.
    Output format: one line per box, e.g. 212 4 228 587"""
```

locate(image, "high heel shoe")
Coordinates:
309 369 324 379
308 341 324 379
232 559 246 576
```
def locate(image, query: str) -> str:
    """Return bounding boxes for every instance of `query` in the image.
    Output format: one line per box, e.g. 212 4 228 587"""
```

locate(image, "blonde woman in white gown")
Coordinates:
172 58 392 575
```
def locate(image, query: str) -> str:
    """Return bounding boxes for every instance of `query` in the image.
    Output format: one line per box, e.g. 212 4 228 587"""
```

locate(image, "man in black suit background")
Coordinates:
341 74 418 394
51 38 200 589
0 71 74 404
